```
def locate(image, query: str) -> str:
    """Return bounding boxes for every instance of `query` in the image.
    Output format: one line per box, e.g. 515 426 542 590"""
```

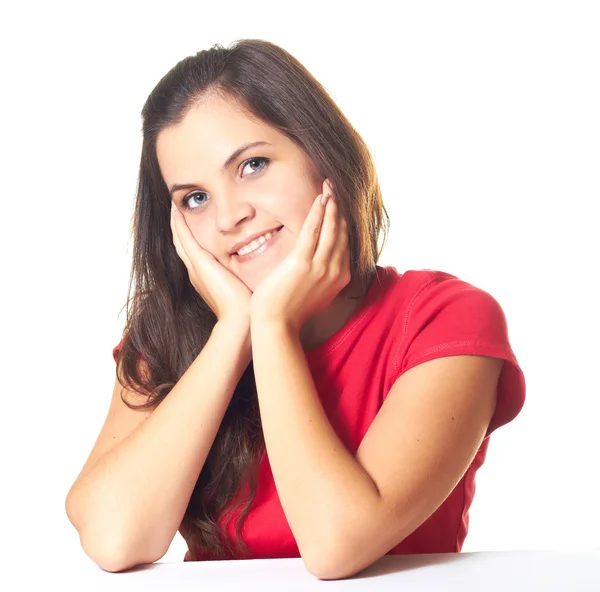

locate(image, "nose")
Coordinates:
214 190 255 233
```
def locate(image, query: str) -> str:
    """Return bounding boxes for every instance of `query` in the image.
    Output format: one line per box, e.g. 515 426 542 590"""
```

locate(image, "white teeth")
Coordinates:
236 230 276 256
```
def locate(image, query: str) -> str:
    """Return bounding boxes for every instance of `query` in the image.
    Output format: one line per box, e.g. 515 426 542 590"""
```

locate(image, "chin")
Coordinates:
244 268 274 294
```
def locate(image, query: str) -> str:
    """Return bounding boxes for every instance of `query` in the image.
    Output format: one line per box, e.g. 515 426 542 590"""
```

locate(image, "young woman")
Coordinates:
65 39 526 580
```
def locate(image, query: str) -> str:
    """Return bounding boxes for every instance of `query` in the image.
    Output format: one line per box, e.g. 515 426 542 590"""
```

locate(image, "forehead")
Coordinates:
156 96 278 176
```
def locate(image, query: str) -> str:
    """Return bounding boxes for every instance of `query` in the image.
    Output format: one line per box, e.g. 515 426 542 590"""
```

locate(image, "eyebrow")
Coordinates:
169 141 273 197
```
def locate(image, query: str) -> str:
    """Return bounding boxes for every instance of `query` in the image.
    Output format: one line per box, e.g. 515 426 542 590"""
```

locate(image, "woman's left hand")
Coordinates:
249 179 351 333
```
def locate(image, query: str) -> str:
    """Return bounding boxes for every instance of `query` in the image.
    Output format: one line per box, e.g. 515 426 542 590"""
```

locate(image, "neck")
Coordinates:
299 269 375 351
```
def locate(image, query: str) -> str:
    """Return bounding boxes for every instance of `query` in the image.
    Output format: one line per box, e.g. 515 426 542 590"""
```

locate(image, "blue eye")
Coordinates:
180 156 270 212
241 156 269 176
182 191 208 210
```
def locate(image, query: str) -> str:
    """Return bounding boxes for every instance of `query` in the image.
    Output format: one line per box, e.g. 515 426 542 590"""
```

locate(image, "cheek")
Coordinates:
287 191 318 231
268 161 321 208
271 179 320 230
254 192 314 236
185 219 216 256
274 202 312 237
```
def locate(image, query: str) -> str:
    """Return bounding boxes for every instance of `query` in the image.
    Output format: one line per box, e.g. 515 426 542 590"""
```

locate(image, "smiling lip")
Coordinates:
232 227 283 262
229 226 283 256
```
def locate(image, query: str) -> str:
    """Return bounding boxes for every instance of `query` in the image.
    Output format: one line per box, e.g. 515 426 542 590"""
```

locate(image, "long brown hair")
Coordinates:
114 39 390 559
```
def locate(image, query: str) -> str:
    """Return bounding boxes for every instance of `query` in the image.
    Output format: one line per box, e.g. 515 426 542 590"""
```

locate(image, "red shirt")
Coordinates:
112 266 526 561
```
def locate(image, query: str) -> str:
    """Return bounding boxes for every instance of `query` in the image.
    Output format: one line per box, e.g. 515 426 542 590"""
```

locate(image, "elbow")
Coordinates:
88 547 139 573
301 532 366 581
81 533 164 573
301 520 396 580
65 491 166 572
77 523 166 573
97 554 152 574
304 551 361 581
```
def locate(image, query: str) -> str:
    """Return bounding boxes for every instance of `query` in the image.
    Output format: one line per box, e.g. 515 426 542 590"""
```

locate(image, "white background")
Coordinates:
1 0 598 570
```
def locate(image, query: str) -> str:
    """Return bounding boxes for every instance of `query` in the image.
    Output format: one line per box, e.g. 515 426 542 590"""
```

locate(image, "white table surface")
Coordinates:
44 549 600 591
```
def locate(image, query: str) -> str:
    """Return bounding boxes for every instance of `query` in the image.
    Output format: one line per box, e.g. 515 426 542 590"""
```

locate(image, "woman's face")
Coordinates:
156 94 324 292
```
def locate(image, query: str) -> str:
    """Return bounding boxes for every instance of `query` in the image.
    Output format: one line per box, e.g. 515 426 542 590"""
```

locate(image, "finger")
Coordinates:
314 196 339 266
295 192 328 261
171 204 214 268
170 208 187 261
329 212 350 276
170 204 193 270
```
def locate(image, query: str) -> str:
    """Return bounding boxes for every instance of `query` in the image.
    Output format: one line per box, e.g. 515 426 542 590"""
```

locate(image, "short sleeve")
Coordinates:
112 339 124 364
112 337 148 368
393 272 526 438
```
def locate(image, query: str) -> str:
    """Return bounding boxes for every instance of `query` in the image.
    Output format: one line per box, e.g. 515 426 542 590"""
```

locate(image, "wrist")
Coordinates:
250 315 299 338
214 318 252 352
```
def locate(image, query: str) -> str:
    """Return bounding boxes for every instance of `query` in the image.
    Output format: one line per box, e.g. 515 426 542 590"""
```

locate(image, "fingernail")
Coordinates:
320 193 330 206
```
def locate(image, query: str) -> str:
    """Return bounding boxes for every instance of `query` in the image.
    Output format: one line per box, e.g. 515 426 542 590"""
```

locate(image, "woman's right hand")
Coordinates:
170 202 252 327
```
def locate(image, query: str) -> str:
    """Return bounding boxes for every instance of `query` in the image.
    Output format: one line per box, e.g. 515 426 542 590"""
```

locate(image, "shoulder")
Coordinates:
405 269 509 346
378 268 512 362
381 267 493 304
372 267 504 336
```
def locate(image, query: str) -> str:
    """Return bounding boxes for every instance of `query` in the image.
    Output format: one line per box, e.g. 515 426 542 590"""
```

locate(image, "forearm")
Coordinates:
250 321 381 564
67 321 251 570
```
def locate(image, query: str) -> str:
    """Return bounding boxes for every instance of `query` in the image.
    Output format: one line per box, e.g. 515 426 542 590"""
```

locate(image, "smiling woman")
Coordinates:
64 39 525 579
155 93 341 295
